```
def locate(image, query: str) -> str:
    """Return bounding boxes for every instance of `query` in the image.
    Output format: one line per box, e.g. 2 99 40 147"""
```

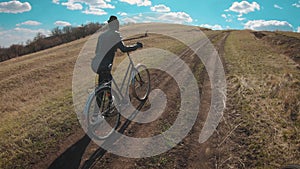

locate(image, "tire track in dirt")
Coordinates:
83 32 229 169
145 31 230 169
45 31 228 169
79 43 200 169
183 32 230 169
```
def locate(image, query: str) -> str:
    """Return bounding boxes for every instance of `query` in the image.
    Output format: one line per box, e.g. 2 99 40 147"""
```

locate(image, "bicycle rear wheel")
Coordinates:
132 64 150 101
86 86 120 140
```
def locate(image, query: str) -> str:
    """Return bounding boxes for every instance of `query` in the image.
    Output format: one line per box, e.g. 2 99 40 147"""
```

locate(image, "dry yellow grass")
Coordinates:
3 26 297 169
275 31 300 39
0 31 199 168
0 37 88 168
217 30 300 168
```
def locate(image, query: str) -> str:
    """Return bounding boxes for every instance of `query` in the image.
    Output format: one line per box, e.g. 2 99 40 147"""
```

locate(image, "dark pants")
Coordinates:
98 71 112 87
95 71 112 112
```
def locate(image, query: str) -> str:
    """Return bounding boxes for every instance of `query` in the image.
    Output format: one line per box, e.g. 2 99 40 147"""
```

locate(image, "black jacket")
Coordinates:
92 29 139 73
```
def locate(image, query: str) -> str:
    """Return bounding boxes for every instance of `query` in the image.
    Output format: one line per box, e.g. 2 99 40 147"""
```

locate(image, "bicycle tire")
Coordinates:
132 64 151 101
86 86 120 140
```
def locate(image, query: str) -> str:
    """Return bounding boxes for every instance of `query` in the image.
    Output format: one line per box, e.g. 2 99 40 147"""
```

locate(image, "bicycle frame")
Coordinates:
107 52 137 101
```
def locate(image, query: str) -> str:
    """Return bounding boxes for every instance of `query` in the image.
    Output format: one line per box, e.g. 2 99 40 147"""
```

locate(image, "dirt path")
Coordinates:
45 31 229 169
4 28 299 169
184 32 230 169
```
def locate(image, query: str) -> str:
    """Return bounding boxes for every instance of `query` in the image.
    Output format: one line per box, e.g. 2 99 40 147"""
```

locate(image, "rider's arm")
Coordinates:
114 31 142 53
117 41 140 52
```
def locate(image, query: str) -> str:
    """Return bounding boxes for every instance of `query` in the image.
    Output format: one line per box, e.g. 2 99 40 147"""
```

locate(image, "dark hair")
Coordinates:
108 15 118 23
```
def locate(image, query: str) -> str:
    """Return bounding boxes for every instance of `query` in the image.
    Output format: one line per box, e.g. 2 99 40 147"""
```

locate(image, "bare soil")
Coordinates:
2 26 299 169
44 31 229 169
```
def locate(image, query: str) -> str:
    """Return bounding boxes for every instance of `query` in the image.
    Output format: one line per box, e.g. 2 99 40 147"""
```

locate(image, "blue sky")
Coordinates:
0 0 299 47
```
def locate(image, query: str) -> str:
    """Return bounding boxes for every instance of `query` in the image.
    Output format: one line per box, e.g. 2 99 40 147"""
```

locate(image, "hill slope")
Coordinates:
0 26 299 169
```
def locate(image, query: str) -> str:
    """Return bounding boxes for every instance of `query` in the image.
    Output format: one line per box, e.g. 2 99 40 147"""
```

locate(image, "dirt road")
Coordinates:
3 26 299 169
45 31 229 169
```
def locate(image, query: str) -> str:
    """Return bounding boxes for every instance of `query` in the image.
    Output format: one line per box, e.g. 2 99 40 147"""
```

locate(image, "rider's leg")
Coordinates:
93 71 107 119
107 72 113 103
95 71 113 114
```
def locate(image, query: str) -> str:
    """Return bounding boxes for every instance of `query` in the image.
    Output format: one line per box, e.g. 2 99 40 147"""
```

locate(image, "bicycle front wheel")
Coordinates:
86 86 120 140
132 64 151 101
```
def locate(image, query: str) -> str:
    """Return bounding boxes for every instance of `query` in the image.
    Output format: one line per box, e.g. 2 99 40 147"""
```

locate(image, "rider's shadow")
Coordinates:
48 134 91 169
81 100 146 169
47 100 146 169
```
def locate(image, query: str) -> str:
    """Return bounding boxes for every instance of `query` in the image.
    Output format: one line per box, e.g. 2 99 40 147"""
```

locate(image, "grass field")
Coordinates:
0 24 299 168
217 30 300 168
0 37 87 168
0 27 206 168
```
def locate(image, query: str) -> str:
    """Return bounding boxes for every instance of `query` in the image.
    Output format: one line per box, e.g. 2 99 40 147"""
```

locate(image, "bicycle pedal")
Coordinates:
91 115 105 125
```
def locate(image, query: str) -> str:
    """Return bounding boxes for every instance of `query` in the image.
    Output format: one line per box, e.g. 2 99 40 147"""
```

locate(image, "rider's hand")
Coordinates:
136 42 143 48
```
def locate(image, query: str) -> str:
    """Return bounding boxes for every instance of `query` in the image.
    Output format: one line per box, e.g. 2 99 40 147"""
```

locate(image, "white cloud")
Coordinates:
292 1 300 8
117 12 127 16
82 7 107 15
274 4 283 9
122 14 145 23
60 0 114 15
237 17 246 21
61 1 83 10
158 12 193 24
221 14 233 22
0 28 50 47
90 0 115 9
0 0 31 14
228 1 260 15
244 20 293 31
16 20 42 27
199 24 223 30
122 17 137 23
52 0 60 5
150 4 170 12
121 11 192 24
119 0 151 6
298 27 300 33
54 21 72 27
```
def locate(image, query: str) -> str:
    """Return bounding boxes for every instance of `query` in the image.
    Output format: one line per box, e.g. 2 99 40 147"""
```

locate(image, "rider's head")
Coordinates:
108 15 119 31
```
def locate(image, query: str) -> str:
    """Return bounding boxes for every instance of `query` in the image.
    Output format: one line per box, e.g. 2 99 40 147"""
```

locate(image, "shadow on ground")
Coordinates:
48 134 91 169
48 101 146 169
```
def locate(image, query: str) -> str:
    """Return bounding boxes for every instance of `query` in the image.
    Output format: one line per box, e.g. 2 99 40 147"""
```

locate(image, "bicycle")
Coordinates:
84 52 151 140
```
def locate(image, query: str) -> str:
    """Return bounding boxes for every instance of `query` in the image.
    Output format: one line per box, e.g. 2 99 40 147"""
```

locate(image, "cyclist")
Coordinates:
91 15 143 121
91 15 143 87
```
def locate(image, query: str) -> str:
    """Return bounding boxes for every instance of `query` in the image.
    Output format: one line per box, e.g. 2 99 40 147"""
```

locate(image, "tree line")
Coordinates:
0 22 103 62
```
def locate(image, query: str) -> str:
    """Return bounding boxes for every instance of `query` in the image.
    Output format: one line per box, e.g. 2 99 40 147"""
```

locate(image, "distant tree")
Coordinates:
0 22 103 62
8 44 23 58
51 27 62 37
34 32 46 42
62 26 72 34
62 26 72 41
26 39 32 46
